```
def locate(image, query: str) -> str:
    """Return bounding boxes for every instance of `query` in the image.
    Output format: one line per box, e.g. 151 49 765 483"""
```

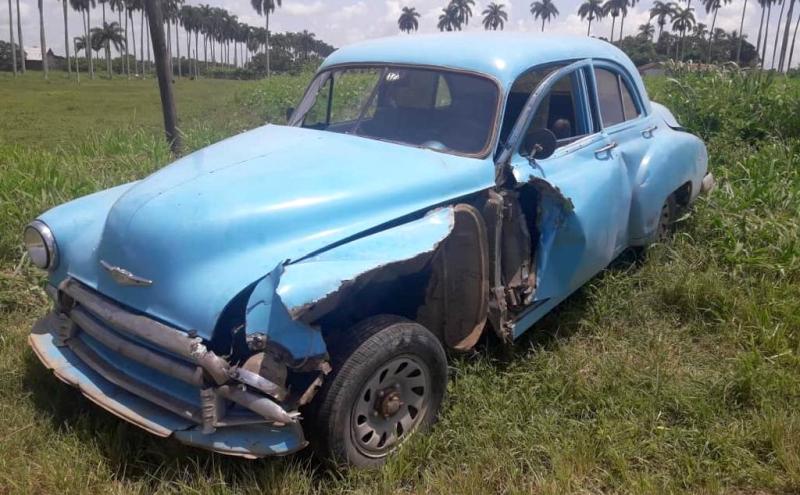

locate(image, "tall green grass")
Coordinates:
0 69 798 494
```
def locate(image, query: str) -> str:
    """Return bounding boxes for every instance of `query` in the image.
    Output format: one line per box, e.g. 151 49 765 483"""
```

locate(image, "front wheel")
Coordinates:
308 315 447 468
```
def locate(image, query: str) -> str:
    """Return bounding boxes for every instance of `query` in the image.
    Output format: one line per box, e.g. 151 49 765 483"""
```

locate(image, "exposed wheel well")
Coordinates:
309 203 491 353
674 181 692 209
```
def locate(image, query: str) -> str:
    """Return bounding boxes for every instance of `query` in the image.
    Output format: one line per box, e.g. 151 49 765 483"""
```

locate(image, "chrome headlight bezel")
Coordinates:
23 220 58 271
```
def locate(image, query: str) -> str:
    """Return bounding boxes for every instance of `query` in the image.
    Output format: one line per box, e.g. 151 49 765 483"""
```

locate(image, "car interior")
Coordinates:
304 68 498 156
498 67 589 157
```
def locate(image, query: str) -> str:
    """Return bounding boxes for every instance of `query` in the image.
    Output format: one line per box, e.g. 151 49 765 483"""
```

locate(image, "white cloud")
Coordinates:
333 1 368 21
283 1 326 16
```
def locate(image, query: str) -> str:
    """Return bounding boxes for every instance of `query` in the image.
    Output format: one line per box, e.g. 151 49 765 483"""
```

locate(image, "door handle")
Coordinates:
641 124 658 138
594 141 617 158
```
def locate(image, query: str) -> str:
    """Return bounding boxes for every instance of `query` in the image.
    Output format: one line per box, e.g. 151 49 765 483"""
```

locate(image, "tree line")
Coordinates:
2 0 335 79
397 0 800 70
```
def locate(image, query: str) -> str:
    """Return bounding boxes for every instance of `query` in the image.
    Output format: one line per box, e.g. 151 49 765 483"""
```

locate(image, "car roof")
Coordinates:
321 32 642 90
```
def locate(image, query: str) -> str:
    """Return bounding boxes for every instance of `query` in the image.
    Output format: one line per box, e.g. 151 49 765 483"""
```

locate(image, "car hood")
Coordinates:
44 124 493 339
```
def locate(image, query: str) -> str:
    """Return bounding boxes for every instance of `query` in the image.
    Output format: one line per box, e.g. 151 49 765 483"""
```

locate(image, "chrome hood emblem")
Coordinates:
100 260 153 287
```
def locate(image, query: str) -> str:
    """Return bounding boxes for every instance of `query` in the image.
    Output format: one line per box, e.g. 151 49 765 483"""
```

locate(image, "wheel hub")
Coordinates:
377 388 403 418
350 355 431 458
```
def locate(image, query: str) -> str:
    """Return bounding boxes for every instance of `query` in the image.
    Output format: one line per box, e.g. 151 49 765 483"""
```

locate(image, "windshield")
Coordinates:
291 66 500 156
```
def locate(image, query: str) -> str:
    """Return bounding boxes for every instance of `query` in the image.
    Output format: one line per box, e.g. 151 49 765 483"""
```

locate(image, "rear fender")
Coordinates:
628 129 708 243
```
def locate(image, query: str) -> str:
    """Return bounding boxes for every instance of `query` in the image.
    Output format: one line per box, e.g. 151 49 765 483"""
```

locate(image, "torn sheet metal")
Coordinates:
245 266 328 364
275 207 456 319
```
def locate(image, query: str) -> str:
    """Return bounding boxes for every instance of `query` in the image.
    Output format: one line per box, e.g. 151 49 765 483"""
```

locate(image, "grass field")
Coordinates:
0 68 798 494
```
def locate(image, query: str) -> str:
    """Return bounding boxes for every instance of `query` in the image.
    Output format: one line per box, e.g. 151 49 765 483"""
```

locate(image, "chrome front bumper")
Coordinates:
29 279 308 458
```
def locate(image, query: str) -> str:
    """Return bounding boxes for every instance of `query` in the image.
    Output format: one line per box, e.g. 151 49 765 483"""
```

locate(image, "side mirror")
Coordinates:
521 128 557 160
285 107 295 123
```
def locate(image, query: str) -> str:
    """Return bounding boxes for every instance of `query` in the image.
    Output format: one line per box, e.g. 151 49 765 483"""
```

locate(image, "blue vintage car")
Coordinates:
24 33 713 467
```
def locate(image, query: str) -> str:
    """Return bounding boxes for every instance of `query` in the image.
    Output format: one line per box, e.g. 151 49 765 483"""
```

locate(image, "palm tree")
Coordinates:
91 21 125 76
755 0 768 56
179 4 192 72
603 0 627 42
637 22 656 39
71 0 97 78
398 6 421 33
530 0 559 31
109 0 125 74
180 4 198 75
787 5 800 68
760 0 775 67
770 0 786 68
735 0 749 63
60 0 72 75
451 0 476 25
38 0 48 78
777 0 795 70
125 0 140 75
618 0 639 40
437 4 460 31
7 0 16 76
704 0 731 62
671 5 695 59
16 0 24 72
693 21 708 37
650 0 676 40
578 0 604 35
171 0 184 75
482 2 508 30
98 0 107 23
161 0 179 74
250 0 281 77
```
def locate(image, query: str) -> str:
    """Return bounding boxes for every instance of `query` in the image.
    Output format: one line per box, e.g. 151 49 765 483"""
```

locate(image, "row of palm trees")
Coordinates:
397 0 799 70
397 1 512 32
4 0 335 79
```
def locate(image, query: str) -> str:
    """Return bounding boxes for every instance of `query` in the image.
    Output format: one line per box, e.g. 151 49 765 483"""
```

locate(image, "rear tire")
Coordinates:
654 194 677 242
308 315 447 468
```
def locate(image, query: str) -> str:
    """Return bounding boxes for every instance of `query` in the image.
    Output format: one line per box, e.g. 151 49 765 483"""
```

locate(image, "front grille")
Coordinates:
57 278 268 429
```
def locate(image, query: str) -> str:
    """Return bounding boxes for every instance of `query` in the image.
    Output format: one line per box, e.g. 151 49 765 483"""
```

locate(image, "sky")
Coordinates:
0 0 797 69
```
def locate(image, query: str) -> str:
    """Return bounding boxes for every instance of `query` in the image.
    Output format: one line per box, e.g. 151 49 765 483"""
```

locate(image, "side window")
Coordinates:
594 68 624 127
508 69 591 157
593 67 641 127
499 66 558 144
620 80 640 120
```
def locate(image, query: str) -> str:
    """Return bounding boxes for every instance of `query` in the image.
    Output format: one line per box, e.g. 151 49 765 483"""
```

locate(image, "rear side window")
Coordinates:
593 67 641 127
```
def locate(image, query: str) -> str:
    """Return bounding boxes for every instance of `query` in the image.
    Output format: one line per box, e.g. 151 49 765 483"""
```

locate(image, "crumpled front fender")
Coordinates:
244 208 456 363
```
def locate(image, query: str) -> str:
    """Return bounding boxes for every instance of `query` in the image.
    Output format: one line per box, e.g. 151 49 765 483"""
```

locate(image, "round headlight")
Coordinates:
23 220 58 271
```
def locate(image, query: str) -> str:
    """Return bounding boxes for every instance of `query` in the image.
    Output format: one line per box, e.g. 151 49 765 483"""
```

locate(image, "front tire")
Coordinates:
308 315 447 468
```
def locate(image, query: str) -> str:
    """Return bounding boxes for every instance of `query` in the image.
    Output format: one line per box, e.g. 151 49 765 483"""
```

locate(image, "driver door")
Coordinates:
502 61 633 336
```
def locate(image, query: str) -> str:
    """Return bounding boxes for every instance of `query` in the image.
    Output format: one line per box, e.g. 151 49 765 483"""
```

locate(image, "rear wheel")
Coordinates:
654 194 677 242
309 315 447 468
